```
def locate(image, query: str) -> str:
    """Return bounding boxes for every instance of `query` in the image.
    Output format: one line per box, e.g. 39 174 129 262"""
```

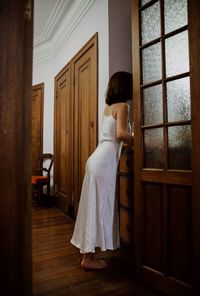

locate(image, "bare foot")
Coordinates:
81 257 108 270
98 259 108 267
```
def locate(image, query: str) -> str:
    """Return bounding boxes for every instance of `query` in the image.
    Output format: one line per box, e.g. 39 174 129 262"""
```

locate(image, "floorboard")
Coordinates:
32 207 162 296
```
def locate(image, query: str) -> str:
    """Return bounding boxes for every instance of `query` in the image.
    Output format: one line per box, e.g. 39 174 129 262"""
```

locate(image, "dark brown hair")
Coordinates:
105 71 133 106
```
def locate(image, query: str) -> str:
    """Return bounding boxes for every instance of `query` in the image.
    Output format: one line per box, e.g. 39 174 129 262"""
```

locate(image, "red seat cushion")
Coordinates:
32 176 48 184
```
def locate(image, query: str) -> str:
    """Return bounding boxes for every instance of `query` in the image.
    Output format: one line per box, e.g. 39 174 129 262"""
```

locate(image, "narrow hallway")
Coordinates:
32 207 162 296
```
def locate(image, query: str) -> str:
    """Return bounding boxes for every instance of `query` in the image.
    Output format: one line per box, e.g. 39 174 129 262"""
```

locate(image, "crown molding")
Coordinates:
34 0 70 46
33 0 95 65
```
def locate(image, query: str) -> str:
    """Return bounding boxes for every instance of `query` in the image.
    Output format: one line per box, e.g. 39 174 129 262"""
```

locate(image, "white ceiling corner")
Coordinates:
33 0 95 65
34 0 72 46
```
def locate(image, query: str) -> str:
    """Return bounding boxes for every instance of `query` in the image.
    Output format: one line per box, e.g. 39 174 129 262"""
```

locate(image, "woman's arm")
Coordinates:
116 103 134 146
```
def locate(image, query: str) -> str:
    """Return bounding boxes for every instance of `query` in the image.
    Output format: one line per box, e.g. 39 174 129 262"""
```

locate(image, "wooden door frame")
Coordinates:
0 0 33 294
132 0 200 293
32 82 44 168
132 0 143 276
188 0 200 290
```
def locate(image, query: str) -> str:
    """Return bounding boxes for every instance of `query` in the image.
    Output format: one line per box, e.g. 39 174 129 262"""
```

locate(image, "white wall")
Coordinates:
33 59 54 153
33 0 109 154
108 0 132 77
108 0 133 122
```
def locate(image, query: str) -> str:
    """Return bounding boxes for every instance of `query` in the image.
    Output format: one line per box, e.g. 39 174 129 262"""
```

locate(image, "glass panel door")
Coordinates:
132 0 199 294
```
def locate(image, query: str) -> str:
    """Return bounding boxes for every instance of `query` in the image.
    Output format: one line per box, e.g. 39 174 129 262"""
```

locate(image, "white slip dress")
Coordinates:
70 113 124 254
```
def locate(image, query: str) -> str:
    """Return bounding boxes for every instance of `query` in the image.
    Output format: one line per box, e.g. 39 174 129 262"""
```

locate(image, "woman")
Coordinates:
70 71 134 269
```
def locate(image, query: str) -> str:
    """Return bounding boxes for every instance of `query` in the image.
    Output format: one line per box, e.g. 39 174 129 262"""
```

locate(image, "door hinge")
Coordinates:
24 0 32 20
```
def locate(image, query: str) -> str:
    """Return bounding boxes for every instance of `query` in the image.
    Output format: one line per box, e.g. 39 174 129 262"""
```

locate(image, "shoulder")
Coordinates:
114 103 129 121
115 102 129 113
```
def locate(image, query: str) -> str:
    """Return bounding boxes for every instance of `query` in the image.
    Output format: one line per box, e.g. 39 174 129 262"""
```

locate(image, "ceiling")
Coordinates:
33 0 95 64
33 0 73 46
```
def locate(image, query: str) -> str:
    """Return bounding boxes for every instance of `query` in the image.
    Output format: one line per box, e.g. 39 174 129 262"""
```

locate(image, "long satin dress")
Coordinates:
70 113 123 253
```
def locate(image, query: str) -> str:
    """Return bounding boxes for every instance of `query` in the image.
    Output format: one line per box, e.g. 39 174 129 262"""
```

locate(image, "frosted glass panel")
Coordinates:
165 0 188 34
144 128 164 168
142 43 162 83
141 0 151 6
168 125 192 170
167 77 191 122
141 2 160 44
166 31 189 77
143 85 163 125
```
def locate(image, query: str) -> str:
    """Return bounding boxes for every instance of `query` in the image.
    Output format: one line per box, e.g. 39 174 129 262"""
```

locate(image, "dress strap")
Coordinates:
126 103 130 112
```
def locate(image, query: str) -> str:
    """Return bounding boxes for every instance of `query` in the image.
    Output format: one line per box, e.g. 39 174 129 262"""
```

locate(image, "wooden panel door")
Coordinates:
0 0 33 294
132 0 200 294
32 83 44 174
54 64 72 212
72 34 98 215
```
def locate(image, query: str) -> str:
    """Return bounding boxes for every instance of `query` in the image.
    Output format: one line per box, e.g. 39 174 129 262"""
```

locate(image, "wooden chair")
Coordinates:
32 153 54 209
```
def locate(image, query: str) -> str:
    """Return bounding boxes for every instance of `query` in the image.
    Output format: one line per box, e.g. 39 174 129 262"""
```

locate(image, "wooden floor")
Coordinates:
32 207 162 296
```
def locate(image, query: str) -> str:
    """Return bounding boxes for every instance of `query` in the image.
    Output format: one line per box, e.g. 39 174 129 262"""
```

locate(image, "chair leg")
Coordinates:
32 185 38 209
32 183 50 208
47 182 50 197
33 184 41 209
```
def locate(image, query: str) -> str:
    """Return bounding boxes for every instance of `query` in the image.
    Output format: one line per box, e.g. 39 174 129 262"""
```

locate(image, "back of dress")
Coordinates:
99 114 123 161
100 114 118 141
70 113 122 254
